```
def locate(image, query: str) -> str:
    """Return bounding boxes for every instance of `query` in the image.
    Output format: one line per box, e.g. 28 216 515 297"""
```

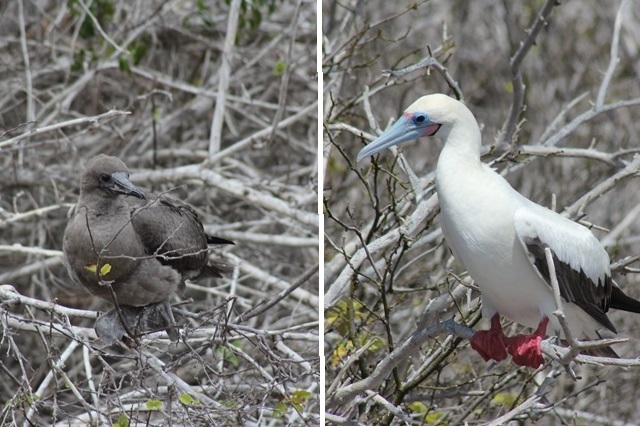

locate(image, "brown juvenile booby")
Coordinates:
62 154 233 344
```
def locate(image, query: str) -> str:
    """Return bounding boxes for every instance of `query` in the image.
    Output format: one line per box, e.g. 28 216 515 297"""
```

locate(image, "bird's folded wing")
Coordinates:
513 205 615 332
130 198 211 272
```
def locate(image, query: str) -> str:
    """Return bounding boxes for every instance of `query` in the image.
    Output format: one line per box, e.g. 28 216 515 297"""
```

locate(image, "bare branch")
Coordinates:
499 0 559 148
208 0 241 155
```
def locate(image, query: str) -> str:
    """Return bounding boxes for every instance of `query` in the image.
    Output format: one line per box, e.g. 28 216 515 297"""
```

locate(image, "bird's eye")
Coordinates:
414 114 428 125
99 174 111 183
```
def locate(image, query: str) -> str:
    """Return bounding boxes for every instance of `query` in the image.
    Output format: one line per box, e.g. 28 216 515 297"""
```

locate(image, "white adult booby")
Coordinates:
357 93 640 368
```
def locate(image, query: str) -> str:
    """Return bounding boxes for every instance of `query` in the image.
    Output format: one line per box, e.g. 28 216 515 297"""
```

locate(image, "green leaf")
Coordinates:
97 0 115 25
112 414 129 427
152 108 162 121
504 81 514 94
84 263 97 273
217 345 240 367
118 57 130 73
71 49 85 72
408 401 428 414
491 391 518 407
273 60 286 76
220 399 236 408
330 341 350 366
100 263 112 276
79 16 95 39
368 336 385 351
291 389 311 405
146 399 162 410
273 401 287 418
424 411 445 425
291 402 303 413
179 393 200 406
129 39 148 65
68 0 80 16
249 7 262 30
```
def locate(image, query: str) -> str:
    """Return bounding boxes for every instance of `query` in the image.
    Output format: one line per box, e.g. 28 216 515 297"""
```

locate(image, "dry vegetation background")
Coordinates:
324 0 640 425
0 0 318 425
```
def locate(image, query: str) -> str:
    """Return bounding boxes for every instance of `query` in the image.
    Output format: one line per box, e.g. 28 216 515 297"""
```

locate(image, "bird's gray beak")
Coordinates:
110 172 146 199
356 115 441 163
357 117 419 163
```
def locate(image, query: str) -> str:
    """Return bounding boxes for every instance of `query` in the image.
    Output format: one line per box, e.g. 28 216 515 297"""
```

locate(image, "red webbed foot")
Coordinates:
470 314 508 362
505 317 549 369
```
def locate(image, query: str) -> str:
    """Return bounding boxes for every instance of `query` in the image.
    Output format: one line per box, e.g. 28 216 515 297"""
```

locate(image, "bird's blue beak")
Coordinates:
357 114 440 163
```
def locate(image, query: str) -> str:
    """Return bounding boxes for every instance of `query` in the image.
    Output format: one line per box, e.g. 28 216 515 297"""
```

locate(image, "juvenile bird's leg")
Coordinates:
95 305 145 346
504 316 549 369
141 301 179 342
470 314 508 362
95 302 179 345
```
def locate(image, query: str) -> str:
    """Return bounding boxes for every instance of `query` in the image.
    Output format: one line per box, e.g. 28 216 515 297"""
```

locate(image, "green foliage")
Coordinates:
409 403 447 425
71 48 99 72
12 392 40 410
491 391 518 407
325 300 366 335
290 389 311 413
67 0 117 72
272 401 287 418
424 411 446 425
226 0 282 32
145 399 162 410
182 0 215 30
220 399 237 408
71 49 86 72
326 299 385 366
273 389 312 418
67 0 146 76
273 60 287 76
216 342 241 367
68 0 115 40
408 401 428 413
118 57 130 73
118 37 148 73
128 39 148 65
112 414 129 427
79 15 95 39
178 393 200 406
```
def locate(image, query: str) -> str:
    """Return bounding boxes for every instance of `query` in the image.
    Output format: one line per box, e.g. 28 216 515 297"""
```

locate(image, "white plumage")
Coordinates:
358 93 640 367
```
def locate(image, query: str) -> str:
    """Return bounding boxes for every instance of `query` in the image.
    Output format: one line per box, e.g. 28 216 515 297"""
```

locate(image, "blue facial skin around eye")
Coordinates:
413 113 429 126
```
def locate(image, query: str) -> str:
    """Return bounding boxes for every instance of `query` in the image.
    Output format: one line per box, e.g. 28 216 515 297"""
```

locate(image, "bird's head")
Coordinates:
80 154 146 200
357 94 473 163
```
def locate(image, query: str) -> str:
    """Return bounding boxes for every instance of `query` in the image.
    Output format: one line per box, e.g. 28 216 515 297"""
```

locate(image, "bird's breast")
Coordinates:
63 207 145 284
436 164 555 328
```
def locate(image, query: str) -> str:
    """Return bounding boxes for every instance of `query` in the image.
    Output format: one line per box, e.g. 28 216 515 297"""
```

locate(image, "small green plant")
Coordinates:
179 393 200 406
273 389 312 418
112 414 129 427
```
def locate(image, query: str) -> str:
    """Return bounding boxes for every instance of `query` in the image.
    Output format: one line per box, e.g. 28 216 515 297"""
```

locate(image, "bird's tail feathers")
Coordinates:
610 285 640 314
197 262 233 279
207 235 235 246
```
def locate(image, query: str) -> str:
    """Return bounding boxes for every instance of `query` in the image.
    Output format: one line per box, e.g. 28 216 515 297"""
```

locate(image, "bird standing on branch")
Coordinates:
63 154 233 344
357 94 640 368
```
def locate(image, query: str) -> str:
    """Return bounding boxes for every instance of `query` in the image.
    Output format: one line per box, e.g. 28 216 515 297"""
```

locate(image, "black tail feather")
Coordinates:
610 285 640 314
207 235 235 246
198 263 232 279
